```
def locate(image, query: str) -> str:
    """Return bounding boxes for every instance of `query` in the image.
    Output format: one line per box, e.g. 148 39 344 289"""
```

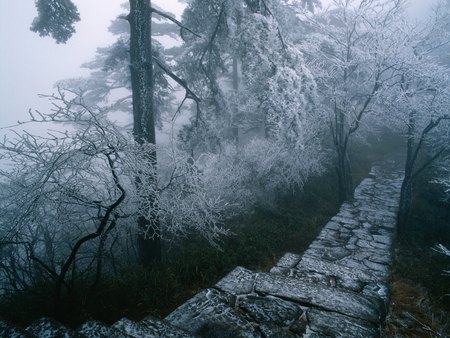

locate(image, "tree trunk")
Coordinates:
232 56 239 146
397 110 416 234
128 0 162 265
336 147 352 203
334 109 353 203
397 174 412 234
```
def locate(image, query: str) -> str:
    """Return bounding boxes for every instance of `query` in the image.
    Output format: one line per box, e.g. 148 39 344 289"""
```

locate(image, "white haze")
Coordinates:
0 0 436 132
0 0 185 131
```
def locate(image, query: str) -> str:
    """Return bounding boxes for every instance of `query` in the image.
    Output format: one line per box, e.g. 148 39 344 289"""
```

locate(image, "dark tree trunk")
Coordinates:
397 174 412 234
336 147 352 203
396 106 446 235
333 108 353 203
128 0 162 265
232 56 239 146
397 110 415 234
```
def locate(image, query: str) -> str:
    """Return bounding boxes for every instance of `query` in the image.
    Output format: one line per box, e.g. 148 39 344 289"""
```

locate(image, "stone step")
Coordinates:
296 255 387 283
270 266 365 292
215 266 256 295
306 308 379 337
165 288 260 337
275 252 302 269
254 273 384 323
5 157 403 338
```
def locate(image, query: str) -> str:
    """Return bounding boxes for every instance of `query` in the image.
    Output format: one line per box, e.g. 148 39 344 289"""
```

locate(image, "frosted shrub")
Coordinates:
193 137 324 214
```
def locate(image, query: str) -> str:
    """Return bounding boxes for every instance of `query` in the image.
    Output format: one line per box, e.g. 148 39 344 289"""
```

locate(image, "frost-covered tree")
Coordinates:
178 0 318 149
378 2 450 231
172 0 325 210
301 0 405 202
0 92 133 309
30 0 200 264
0 90 229 309
391 77 450 231
31 0 80 43
57 3 179 129
175 0 324 202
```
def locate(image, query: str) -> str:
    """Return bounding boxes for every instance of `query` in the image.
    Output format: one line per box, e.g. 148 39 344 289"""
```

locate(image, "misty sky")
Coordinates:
0 0 436 131
0 0 185 131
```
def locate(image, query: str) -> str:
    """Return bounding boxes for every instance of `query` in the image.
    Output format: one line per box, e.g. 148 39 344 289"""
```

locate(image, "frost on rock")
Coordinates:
11 157 403 338
165 288 260 337
112 317 194 338
25 318 79 338
307 308 379 337
0 319 35 338
238 295 303 326
78 320 132 338
254 272 382 323
215 266 256 295
163 156 403 338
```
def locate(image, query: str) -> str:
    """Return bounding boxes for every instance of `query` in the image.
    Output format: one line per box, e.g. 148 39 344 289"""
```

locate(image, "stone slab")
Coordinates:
215 266 256 295
307 308 379 337
275 253 302 269
0 319 36 338
238 294 302 326
78 320 132 338
254 273 382 323
26 318 80 338
165 288 260 337
259 322 298 337
112 317 194 338
296 255 377 282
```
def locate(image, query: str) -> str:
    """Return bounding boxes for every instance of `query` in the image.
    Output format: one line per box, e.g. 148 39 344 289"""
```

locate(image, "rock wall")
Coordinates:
0 157 404 337
165 156 404 337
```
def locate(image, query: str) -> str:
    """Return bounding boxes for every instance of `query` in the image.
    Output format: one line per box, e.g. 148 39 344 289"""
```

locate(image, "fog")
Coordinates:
0 0 185 130
0 0 448 333
0 0 436 131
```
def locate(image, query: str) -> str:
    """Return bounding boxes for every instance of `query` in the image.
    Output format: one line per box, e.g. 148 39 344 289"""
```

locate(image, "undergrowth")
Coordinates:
385 167 450 337
0 138 396 328
0 170 340 327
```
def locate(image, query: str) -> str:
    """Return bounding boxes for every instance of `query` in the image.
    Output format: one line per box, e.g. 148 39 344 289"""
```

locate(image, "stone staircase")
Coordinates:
0 157 404 337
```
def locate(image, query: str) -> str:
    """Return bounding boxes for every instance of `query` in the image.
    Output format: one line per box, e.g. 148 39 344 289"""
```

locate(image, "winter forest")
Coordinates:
0 0 449 336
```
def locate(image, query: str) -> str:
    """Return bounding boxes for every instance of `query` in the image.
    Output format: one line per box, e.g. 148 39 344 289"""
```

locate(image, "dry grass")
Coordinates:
383 162 450 337
384 278 450 337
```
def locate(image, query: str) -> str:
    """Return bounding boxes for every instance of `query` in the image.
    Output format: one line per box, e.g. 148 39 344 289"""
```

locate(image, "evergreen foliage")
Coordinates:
31 0 80 43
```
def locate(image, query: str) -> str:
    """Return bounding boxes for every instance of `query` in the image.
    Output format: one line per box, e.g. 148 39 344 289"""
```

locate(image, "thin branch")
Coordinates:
150 7 201 38
152 56 201 103
260 0 286 51
159 166 180 193
199 2 226 69
410 115 449 175
412 147 446 179
348 75 380 135
172 94 188 122
54 151 127 301
0 241 29 246
29 254 68 287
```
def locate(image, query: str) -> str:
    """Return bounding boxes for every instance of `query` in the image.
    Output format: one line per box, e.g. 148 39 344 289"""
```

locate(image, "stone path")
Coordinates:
165 156 404 337
0 156 404 337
